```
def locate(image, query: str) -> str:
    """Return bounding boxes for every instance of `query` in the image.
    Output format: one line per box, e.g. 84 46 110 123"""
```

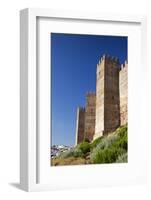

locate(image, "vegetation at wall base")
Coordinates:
51 124 128 166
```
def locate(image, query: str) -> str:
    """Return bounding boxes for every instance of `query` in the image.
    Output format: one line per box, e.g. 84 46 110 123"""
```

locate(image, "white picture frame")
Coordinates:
20 8 147 192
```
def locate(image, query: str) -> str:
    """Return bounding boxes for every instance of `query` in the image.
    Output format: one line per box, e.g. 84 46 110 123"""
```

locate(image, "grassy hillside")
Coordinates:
51 124 128 166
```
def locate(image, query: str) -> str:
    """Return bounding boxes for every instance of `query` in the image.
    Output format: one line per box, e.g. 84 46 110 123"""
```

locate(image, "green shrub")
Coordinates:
116 152 128 163
90 146 125 164
112 131 128 151
104 134 119 147
73 148 84 158
90 137 103 150
93 134 119 151
116 124 127 138
119 133 128 150
59 149 74 159
77 141 90 155
59 148 85 159
83 138 90 143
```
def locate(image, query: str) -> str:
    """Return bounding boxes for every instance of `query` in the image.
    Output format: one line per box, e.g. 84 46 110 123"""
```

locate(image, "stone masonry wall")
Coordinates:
93 55 120 139
94 56 105 140
104 57 120 133
75 107 85 145
119 61 128 126
84 93 96 141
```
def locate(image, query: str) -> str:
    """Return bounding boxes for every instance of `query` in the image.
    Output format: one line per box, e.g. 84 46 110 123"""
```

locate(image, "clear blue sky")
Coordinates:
51 33 127 146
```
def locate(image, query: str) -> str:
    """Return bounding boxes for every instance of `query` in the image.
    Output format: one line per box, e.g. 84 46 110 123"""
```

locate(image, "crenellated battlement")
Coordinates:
97 54 120 67
120 60 128 71
86 92 96 97
78 107 85 112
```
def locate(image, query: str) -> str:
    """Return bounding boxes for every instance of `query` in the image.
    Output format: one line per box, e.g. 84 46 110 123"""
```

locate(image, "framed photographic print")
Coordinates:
20 8 147 191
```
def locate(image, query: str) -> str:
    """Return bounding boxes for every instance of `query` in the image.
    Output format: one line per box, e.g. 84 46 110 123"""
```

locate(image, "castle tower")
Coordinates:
75 107 85 145
84 92 96 141
75 55 128 145
94 55 120 140
119 61 128 126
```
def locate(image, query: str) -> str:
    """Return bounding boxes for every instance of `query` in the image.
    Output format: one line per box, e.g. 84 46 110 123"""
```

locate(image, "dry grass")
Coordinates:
51 156 88 166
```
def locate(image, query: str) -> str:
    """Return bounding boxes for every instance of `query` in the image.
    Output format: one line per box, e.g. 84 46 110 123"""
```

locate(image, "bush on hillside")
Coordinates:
59 148 84 159
118 133 127 150
112 129 128 151
90 125 128 164
73 148 84 158
83 138 90 143
90 137 103 150
116 124 127 138
116 152 128 163
77 141 90 155
90 146 125 164
92 134 119 152
59 149 74 159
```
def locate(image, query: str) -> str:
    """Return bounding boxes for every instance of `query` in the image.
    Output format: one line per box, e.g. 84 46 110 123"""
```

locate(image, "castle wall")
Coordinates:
94 56 120 139
75 107 85 145
94 57 105 139
119 62 128 126
104 57 120 133
84 93 96 141
75 55 128 144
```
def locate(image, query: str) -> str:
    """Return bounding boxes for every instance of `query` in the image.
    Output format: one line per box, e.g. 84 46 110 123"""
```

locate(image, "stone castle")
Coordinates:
75 54 128 145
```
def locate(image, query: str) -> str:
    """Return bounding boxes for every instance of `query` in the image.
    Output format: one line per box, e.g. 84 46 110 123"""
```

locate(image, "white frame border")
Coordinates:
20 8 147 192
